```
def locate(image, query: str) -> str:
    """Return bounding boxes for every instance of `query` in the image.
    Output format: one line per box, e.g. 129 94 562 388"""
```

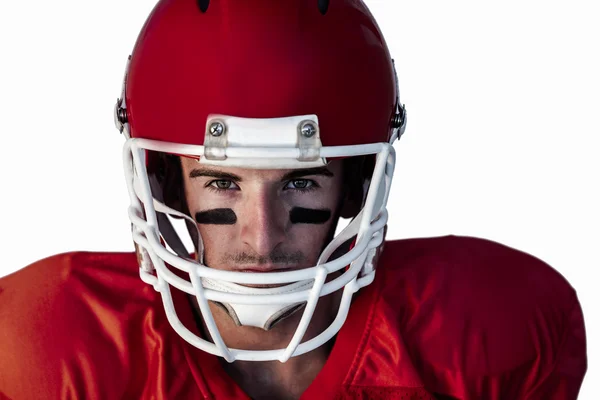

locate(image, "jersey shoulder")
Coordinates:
0 252 158 399
379 234 577 307
376 235 586 399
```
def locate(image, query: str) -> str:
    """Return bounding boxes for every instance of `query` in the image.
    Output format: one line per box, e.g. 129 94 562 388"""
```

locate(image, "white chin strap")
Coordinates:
135 176 312 330
202 278 312 330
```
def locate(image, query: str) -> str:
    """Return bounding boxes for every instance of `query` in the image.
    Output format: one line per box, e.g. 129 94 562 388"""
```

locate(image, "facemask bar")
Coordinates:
122 135 395 361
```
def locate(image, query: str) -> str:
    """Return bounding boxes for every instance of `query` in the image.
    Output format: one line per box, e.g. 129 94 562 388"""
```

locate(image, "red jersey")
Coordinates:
0 235 586 399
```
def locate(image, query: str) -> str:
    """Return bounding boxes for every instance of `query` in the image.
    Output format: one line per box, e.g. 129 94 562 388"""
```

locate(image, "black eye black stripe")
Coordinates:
290 207 331 224
195 207 331 225
195 208 237 225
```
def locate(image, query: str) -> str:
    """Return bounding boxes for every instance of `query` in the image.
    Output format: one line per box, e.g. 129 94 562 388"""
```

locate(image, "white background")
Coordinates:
0 0 597 397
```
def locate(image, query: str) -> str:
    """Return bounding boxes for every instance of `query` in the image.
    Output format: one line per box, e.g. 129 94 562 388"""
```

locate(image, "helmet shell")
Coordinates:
125 0 397 147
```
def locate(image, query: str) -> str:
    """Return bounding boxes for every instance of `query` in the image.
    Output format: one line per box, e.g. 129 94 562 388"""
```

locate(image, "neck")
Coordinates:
220 340 333 400
192 292 340 399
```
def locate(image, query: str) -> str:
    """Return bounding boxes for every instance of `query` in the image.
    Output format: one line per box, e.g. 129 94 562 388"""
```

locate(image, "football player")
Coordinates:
0 0 587 399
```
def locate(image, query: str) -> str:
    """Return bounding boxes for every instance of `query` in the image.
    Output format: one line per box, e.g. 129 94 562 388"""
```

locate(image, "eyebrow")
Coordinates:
189 168 243 181
280 166 334 181
188 166 334 181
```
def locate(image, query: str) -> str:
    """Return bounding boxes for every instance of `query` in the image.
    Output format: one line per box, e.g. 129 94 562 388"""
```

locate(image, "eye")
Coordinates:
285 179 315 190
208 180 239 191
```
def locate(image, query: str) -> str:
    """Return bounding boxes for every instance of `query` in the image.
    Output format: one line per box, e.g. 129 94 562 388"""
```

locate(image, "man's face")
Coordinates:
179 158 345 276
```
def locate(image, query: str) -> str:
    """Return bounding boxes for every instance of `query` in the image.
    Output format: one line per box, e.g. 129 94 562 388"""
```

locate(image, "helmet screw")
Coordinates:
209 122 225 136
391 104 406 128
117 107 127 125
114 98 128 133
300 122 317 138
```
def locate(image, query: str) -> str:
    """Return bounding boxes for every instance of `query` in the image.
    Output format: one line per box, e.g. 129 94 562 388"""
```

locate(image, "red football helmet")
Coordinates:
115 0 406 362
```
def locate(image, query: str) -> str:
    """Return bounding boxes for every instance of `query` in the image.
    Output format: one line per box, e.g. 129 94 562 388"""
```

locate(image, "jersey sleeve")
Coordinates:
459 239 588 399
381 236 588 400
0 252 144 400
463 240 589 400
518 291 587 399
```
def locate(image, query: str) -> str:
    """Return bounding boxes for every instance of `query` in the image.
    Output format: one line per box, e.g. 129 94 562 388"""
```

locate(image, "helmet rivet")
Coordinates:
209 122 225 136
117 107 127 124
391 104 406 128
301 122 317 138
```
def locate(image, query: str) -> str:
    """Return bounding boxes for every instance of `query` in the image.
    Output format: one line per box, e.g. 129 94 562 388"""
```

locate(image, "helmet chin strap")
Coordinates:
201 278 312 330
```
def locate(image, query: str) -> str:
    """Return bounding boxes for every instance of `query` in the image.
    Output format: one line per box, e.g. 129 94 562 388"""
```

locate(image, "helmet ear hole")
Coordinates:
197 0 210 13
340 195 361 219
339 156 373 219
147 152 186 215
317 0 330 15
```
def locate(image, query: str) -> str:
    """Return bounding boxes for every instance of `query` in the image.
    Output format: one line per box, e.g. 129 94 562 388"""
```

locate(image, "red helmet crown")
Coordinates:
125 0 398 147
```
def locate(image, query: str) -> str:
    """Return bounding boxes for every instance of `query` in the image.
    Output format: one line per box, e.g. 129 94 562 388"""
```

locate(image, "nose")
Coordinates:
239 189 287 258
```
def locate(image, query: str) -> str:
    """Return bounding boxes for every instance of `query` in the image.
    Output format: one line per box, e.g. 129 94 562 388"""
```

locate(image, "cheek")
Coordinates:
196 224 238 265
288 220 337 260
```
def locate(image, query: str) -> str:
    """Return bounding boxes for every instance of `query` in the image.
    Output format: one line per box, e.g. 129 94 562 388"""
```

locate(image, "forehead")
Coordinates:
180 157 344 181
